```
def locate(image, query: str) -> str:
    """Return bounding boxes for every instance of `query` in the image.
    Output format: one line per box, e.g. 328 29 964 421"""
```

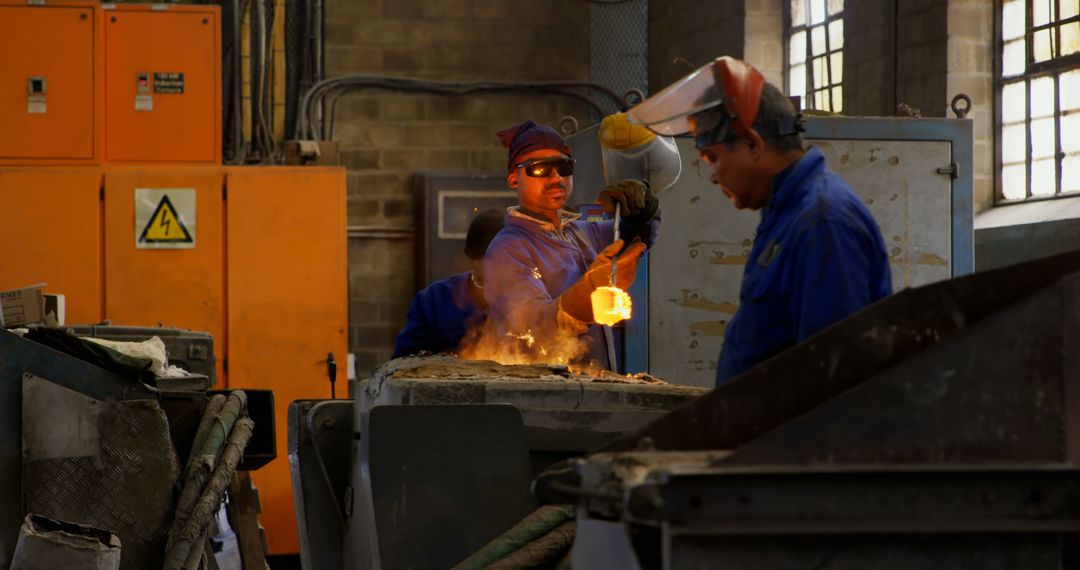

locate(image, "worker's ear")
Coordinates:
745 129 766 161
507 171 518 189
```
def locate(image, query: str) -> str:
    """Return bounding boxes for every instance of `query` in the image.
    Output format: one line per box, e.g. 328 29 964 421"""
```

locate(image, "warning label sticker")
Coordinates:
135 188 196 249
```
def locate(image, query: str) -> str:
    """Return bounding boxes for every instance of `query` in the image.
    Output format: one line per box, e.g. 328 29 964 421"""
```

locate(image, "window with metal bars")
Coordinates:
997 0 1080 202
786 0 844 113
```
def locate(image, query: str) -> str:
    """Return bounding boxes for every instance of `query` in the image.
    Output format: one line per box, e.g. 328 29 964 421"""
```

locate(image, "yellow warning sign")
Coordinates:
139 195 193 244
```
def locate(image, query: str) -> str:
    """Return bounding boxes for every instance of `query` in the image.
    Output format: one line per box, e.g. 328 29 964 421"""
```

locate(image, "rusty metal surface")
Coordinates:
288 400 352 570
664 535 1061 570
360 355 707 453
600 250 1080 455
0 330 155 568
571 455 1080 569
350 404 536 570
724 277 1069 466
24 395 179 570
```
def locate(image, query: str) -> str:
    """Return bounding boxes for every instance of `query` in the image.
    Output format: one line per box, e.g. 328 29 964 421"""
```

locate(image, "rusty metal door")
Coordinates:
650 134 959 387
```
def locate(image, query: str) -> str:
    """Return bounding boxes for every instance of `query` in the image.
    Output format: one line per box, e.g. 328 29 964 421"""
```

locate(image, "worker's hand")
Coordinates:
598 179 659 221
558 239 647 323
589 239 647 290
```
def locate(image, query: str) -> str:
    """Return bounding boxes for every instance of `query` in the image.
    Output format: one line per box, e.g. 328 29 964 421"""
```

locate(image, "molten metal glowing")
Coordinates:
591 286 632 326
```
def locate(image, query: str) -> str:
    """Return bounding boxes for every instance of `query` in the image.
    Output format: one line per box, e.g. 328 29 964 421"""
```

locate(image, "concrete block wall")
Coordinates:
842 0 895 115
649 0 782 93
325 0 591 375
946 0 994 211
649 0 745 93
744 0 784 86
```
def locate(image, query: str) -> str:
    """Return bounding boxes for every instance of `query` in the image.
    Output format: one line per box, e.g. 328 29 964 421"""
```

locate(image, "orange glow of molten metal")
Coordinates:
591 286 632 326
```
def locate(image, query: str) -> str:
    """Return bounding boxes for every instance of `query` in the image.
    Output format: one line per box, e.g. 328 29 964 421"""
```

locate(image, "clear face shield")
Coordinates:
627 56 765 141
598 112 682 193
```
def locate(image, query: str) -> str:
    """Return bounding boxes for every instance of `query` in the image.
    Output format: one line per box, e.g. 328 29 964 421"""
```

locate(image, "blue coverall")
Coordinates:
483 208 659 368
716 147 892 385
392 272 483 359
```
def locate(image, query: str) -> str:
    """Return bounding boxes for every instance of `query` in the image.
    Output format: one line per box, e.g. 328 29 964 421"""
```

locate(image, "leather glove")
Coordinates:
598 179 659 223
558 239 647 323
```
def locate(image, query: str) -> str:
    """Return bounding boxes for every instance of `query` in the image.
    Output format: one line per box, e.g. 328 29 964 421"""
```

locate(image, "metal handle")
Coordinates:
326 352 337 399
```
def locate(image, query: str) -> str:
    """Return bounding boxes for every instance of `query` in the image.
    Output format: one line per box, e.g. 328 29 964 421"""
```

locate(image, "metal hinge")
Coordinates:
937 161 958 180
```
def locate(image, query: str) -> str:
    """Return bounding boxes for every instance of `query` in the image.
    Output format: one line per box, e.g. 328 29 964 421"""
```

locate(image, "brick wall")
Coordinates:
649 0 782 97
946 0 994 211
744 0 784 86
842 0 895 115
842 0 993 211
324 0 591 376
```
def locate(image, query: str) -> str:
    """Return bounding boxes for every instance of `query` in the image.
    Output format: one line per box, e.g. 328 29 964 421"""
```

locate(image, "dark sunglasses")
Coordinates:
514 157 575 178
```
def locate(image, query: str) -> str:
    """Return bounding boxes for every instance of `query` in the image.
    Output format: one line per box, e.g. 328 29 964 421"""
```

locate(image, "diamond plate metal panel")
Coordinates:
590 0 649 109
24 398 180 570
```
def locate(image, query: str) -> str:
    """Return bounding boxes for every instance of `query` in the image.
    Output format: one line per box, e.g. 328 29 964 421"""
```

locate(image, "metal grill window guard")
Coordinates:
786 0 844 113
997 0 1080 202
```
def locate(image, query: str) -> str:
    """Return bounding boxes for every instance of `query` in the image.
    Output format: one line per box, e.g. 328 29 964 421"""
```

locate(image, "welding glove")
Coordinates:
598 179 659 223
558 238 647 324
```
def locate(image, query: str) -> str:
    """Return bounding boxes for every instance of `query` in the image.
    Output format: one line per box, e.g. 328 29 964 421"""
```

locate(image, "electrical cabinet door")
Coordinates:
225 167 348 555
0 3 99 164
104 5 220 163
0 169 102 323
103 170 225 382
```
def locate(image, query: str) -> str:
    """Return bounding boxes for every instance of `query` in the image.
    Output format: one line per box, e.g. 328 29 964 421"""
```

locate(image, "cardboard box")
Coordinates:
44 294 66 327
0 284 46 327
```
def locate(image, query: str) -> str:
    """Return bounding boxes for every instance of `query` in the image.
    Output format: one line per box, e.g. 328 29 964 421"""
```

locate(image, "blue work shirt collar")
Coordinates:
507 206 582 231
762 146 826 220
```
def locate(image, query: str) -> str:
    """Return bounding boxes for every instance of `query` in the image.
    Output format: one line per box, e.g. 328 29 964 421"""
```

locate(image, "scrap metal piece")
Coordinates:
22 374 179 570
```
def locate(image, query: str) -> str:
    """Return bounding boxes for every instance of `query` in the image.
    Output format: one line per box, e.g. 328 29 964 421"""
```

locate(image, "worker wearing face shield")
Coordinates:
482 120 661 369
630 56 892 385
392 208 505 359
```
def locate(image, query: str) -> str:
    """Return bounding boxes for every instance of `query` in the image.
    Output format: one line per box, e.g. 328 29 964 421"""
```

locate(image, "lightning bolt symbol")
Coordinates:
160 211 171 234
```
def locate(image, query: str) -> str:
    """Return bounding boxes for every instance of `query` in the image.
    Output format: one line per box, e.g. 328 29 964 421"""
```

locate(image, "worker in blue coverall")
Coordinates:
482 121 660 369
392 208 505 358
630 56 892 385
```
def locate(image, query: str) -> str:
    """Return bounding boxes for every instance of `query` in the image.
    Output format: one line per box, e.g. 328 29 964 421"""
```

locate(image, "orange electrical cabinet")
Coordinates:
225 167 348 555
0 2 102 165
103 169 226 382
104 4 221 164
0 169 103 322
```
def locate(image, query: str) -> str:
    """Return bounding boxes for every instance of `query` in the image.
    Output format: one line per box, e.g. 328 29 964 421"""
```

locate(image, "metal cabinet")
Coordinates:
0 2 100 164
0 169 103 322
103 170 226 381
225 167 349 555
104 4 221 163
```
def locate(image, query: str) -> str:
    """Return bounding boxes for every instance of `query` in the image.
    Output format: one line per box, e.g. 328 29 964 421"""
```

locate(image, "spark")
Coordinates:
506 330 536 348
530 267 542 280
